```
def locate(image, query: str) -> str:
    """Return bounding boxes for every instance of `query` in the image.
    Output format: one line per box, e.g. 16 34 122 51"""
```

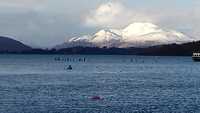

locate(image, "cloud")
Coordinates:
0 0 41 5
0 0 46 8
84 1 154 28
0 0 199 47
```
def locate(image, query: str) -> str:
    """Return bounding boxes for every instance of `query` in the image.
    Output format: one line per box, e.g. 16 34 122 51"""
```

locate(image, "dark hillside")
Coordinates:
0 36 31 52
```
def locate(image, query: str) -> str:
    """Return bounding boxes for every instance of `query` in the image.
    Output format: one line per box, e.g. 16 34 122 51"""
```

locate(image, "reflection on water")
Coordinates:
0 55 200 113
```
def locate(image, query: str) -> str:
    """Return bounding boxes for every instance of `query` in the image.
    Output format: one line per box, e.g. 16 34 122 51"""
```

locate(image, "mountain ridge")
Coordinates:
0 36 199 56
55 22 195 49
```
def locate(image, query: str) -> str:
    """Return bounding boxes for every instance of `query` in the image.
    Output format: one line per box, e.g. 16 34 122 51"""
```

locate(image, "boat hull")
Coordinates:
192 57 200 62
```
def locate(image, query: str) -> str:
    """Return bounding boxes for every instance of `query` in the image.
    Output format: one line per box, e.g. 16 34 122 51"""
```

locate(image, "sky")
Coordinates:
0 0 199 47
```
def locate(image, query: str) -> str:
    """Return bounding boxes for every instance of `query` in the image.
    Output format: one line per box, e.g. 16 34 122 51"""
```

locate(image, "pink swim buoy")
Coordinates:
91 96 102 100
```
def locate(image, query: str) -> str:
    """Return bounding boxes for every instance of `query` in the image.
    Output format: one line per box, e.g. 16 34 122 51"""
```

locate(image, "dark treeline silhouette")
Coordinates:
139 41 200 56
1 37 200 56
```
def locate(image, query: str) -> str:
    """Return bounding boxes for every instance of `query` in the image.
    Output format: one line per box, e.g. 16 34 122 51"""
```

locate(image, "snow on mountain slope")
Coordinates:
122 23 163 37
56 22 195 49
120 23 193 47
89 29 123 47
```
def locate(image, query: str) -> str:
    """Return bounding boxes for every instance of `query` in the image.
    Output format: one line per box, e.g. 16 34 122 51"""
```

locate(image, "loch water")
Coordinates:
0 55 200 113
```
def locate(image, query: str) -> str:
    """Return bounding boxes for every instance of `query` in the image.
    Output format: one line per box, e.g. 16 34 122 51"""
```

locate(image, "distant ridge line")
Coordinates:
0 36 199 56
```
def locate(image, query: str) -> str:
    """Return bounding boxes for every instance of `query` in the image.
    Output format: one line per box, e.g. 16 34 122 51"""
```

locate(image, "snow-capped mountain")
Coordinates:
55 22 195 49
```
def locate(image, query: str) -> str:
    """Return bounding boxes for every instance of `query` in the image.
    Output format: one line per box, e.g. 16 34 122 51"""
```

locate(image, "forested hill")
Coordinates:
0 36 31 52
20 41 200 56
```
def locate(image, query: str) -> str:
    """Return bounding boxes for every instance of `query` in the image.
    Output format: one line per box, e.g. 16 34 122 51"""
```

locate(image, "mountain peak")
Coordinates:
125 22 158 29
89 29 122 47
57 22 195 49
123 22 162 37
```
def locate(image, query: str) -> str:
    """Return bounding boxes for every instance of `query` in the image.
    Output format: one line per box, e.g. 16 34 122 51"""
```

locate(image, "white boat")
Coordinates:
192 53 200 61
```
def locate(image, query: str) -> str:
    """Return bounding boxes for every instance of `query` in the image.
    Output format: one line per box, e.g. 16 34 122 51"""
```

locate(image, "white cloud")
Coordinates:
84 1 154 28
0 0 199 47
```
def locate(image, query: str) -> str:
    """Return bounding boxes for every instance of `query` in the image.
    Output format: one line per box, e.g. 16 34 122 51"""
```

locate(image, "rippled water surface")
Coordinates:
0 55 200 113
